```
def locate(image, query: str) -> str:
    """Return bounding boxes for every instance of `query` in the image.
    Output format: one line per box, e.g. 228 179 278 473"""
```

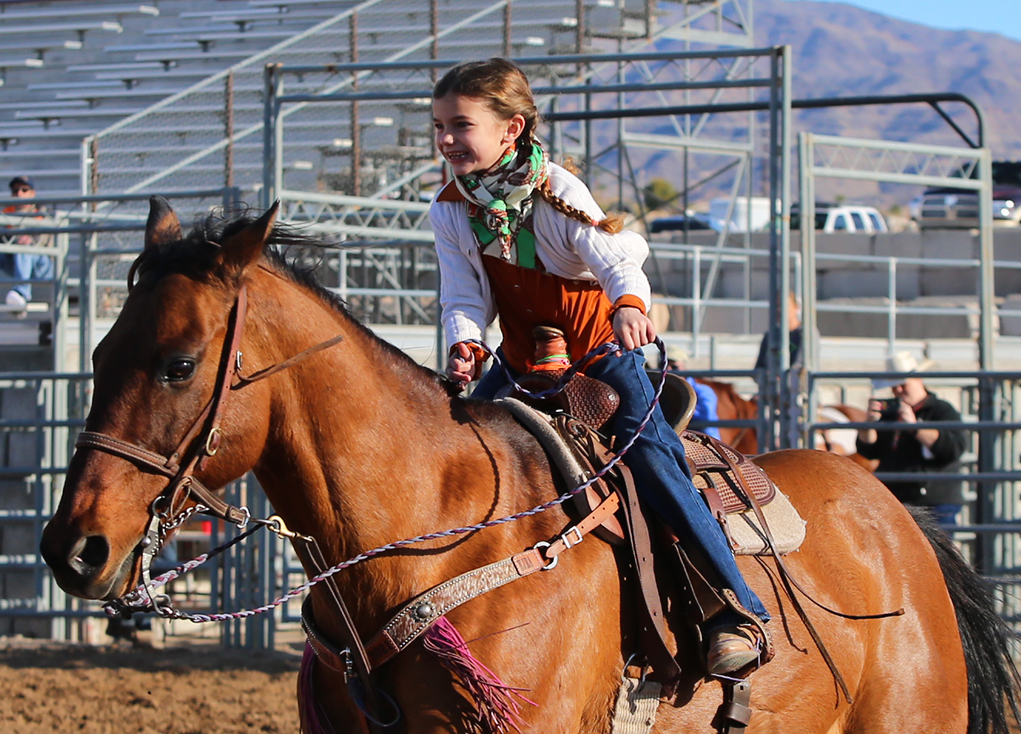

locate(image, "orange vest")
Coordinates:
437 183 617 373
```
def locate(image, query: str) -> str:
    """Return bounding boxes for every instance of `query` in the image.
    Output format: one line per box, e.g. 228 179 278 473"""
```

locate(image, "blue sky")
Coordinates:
787 0 1021 42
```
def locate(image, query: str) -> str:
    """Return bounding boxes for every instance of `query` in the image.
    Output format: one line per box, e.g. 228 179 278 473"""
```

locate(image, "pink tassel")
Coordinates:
299 642 337 734
422 616 537 733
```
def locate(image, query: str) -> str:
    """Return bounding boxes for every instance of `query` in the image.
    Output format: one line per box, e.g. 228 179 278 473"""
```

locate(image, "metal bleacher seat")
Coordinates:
0 40 83 57
0 21 125 40
0 4 157 21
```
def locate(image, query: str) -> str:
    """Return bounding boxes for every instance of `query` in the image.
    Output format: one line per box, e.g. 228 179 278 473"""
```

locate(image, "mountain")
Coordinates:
755 0 1021 161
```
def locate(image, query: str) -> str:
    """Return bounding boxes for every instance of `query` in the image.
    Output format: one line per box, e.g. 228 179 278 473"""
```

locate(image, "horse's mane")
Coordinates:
132 210 456 394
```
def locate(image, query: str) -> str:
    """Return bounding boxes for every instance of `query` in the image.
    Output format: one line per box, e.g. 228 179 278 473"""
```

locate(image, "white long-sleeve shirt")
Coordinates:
429 162 652 349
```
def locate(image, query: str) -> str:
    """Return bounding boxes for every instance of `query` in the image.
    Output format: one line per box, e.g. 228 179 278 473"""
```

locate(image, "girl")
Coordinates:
430 57 768 677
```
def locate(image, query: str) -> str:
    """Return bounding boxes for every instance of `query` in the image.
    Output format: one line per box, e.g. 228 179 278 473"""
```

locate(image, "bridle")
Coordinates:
74 281 343 611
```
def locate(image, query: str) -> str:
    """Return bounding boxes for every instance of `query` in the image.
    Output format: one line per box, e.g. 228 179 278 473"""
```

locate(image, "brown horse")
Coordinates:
701 380 878 470
697 379 760 454
40 201 1020 734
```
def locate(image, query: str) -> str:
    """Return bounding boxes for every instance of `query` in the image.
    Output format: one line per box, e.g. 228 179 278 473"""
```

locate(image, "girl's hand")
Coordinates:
612 307 657 351
446 342 477 388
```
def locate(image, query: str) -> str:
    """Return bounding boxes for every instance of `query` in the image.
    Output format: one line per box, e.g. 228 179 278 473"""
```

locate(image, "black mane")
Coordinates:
132 210 456 393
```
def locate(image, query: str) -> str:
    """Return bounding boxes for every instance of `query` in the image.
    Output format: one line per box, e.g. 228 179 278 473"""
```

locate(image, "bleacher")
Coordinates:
0 0 361 196
0 0 687 198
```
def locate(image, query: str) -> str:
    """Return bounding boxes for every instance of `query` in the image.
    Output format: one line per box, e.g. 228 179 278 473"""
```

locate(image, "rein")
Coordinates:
107 337 670 624
87 284 667 729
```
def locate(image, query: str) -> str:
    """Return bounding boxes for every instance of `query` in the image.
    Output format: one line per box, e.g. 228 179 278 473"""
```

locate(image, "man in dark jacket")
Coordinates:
856 352 967 525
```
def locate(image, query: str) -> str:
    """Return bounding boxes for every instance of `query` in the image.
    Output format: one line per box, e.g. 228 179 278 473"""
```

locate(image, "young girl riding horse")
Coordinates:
430 57 768 677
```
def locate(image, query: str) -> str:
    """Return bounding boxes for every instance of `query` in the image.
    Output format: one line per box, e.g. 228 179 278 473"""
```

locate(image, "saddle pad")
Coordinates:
729 489 806 555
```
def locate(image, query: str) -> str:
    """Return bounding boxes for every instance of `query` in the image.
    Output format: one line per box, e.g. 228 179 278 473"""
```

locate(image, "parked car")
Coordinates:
916 161 1021 229
791 203 888 234
649 214 713 233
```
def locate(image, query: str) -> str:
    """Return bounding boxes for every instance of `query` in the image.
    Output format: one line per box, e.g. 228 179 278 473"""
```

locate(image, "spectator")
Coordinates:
666 345 721 439
755 291 807 370
855 351 967 525
2 175 54 310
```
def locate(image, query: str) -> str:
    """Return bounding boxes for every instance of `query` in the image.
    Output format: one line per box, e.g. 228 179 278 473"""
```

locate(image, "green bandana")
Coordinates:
454 140 550 268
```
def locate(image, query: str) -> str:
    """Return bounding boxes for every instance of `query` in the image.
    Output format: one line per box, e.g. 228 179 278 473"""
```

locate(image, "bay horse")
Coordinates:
702 380 878 470
40 200 1020 734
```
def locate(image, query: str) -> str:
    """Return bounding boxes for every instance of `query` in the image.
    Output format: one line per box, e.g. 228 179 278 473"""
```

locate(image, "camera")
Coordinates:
873 397 899 419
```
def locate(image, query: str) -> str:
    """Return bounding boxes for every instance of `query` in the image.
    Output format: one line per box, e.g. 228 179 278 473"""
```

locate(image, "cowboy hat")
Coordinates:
665 345 689 365
872 351 936 389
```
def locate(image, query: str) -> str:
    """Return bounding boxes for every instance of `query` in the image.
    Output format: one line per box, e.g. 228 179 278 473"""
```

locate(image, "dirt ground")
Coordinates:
0 639 301 734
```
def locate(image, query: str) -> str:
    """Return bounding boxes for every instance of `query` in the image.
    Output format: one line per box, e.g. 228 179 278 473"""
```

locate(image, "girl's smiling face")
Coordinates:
433 93 525 176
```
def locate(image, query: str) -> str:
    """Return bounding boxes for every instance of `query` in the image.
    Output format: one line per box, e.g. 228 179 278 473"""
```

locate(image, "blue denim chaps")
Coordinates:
473 348 769 623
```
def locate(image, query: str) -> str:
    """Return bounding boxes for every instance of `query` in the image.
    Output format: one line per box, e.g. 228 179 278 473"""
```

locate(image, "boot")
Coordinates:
706 624 761 677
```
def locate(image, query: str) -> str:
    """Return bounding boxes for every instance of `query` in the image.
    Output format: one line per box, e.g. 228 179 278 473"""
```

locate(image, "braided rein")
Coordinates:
106 338 669 624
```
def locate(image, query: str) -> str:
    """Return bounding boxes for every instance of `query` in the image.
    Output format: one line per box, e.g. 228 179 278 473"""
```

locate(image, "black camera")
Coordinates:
875 397 899 419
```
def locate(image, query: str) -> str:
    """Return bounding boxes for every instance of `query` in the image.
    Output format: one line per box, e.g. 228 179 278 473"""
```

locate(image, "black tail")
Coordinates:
909 506 1021 734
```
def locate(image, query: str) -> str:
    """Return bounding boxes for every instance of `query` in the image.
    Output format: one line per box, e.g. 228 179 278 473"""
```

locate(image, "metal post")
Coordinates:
764 49 781 451
262 64 282 209
350 13 361 198
799 132 817 450
225 70 235 189
503 1 512 58
887 259 897 351
779 46 793 448
977 146 996 573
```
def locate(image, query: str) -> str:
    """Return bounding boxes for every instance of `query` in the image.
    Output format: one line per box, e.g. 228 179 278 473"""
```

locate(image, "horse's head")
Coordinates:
40 197 280 600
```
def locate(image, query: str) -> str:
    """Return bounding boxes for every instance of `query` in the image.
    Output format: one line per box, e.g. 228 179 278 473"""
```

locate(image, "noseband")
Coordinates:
74 282 343 609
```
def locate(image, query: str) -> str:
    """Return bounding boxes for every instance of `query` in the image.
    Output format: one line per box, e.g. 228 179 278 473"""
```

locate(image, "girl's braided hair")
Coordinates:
434 58 623 234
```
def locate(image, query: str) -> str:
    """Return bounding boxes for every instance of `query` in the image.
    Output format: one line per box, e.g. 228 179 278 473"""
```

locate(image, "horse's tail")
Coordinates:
909 506 1021 734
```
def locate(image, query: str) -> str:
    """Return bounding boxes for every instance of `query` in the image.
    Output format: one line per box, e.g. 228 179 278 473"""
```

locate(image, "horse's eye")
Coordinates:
164 358 196 382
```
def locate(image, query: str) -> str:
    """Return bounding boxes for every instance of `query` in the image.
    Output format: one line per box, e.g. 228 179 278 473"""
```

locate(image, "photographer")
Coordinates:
856 352 967 525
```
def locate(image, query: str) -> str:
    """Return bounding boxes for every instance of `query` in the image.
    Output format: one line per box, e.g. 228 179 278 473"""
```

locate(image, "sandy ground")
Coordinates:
0 639 301 734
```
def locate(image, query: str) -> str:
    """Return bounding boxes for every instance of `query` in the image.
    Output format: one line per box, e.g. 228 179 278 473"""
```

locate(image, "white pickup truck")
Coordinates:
792 204 888 233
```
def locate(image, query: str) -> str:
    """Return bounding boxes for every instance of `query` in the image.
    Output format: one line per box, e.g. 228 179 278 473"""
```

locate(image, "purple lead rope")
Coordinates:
107 338 669 623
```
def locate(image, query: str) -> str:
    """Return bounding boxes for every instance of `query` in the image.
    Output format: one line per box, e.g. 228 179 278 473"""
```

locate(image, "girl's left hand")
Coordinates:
612 306 657 351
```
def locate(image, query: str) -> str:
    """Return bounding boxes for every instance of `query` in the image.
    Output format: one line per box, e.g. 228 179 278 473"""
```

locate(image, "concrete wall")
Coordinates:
647 227 1021 339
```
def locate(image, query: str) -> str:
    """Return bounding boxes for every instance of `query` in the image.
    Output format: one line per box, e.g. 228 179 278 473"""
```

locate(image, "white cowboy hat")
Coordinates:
666 345 689 364
872 351 936 389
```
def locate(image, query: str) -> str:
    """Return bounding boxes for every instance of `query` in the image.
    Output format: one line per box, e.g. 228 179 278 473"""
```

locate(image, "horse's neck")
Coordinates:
246 276 555 622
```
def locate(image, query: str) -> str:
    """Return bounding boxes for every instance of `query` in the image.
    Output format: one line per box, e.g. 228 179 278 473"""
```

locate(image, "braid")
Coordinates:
536 178 625 234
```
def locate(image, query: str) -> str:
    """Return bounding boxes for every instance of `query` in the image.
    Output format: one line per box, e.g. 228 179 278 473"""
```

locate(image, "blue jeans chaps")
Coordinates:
473 348 769 623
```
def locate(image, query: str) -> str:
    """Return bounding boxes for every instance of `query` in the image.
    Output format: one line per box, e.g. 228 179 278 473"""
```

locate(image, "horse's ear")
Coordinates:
219 201 279 272
144 196 182 249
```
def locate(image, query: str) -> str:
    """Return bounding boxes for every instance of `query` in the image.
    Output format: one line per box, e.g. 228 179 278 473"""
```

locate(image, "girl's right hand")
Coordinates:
447 342 477 388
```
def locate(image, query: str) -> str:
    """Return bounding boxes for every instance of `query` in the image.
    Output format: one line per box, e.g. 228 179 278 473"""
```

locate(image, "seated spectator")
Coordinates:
855 351 967 525
2 176 54 310
666 346 721 439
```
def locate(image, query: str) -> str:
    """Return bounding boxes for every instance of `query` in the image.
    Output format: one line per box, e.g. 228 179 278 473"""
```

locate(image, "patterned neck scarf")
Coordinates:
454 139 550 263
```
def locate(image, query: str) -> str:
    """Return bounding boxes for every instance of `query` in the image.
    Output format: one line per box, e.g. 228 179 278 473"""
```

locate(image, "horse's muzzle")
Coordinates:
40 527 133 600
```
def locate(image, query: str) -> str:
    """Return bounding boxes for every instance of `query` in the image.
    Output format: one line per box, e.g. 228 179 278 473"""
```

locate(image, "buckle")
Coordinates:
560 525 583 549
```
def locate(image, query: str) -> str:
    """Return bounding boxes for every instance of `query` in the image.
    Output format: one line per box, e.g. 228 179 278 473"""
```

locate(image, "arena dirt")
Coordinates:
0 641 301 733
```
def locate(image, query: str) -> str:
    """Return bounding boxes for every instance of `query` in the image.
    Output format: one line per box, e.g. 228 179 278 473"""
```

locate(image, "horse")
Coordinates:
696 379 759 454
40 199 1021 734
701 379 878 470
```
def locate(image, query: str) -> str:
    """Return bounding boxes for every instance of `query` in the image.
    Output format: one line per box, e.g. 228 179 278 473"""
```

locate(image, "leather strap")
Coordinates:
295 536 387 733
716 680 753 733
363 549 547 667
559 416 680 690
615 460 682 689
305 488 621 676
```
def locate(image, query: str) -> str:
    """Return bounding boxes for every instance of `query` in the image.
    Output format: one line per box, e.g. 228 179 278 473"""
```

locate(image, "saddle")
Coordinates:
495 329 802 693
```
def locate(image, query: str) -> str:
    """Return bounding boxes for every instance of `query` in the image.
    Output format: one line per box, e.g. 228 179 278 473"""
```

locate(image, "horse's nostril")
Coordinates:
68 535 110 578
